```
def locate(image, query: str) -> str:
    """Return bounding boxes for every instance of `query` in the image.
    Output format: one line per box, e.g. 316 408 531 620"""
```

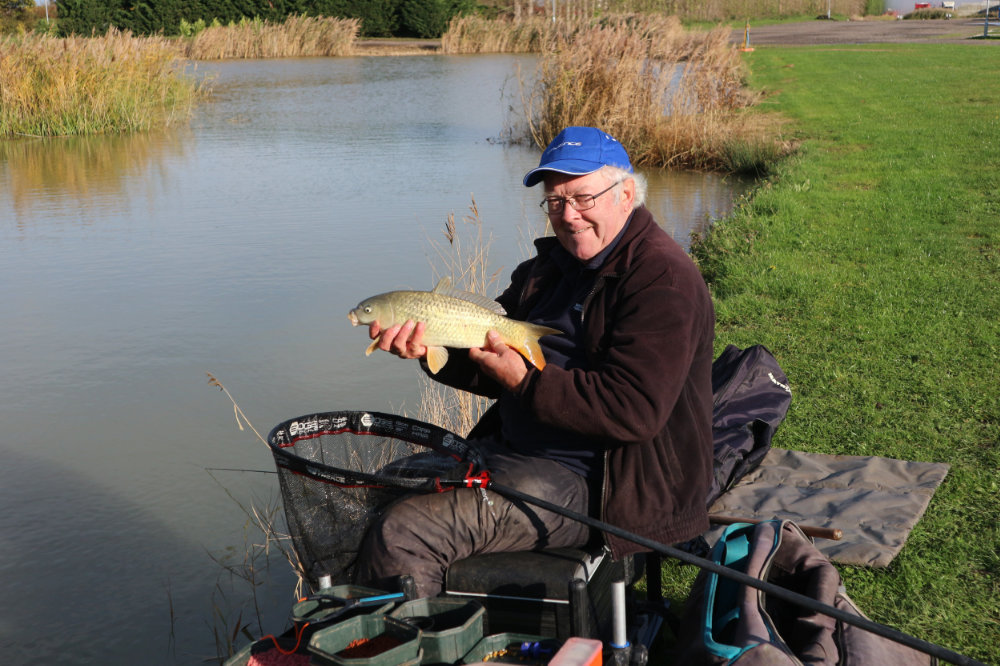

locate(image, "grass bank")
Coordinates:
675 44 999 663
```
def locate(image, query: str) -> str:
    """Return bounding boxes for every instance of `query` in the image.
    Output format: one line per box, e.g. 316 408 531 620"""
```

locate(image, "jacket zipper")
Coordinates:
582 272 621 536
579 271 620 326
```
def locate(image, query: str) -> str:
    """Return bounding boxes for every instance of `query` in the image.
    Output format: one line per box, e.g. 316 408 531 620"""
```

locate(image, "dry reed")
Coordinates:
207 470 308 660
514 15 786 172
417 197 503 438
442 15 567 54
0 29 202 137
184 15 359 60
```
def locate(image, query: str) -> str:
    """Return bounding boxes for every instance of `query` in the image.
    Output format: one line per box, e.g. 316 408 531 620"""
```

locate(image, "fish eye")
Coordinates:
363 305 372 314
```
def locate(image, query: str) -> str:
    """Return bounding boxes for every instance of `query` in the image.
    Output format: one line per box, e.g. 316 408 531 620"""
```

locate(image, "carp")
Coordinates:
348 278 560 373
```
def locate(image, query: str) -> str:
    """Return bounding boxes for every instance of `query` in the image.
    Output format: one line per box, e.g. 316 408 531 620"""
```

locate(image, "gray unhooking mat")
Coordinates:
707 448 950 567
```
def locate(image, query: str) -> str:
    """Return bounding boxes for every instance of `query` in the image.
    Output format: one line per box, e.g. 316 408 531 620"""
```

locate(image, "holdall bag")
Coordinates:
674 519 935 665
707 345 792 507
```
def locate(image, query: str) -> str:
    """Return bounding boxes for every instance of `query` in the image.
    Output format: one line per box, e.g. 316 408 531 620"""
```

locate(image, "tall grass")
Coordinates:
0 29 202 137
441 15 565 53
513 15 787 173
184 15 359 60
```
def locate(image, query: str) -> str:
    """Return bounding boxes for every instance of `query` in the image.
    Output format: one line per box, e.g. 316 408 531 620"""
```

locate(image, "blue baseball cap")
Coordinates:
522 126 633 187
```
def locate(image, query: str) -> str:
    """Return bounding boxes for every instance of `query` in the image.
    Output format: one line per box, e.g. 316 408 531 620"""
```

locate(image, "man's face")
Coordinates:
544 171 635 262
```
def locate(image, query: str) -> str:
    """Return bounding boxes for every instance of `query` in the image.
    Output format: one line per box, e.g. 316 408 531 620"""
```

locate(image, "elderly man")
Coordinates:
356 126 715 598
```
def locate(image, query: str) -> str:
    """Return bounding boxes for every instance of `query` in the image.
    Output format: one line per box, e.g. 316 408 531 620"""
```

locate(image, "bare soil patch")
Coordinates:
731 18 994 45
353 39 440 55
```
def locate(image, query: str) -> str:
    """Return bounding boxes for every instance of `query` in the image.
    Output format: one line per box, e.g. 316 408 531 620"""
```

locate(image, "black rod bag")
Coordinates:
708 345 792 507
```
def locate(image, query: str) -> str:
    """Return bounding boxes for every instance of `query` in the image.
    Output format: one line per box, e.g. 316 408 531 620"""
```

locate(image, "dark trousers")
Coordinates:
355 451 592 598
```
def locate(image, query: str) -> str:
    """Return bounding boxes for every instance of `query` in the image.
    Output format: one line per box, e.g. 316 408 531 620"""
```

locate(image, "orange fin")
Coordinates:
509 337 547 371
425 346 449 374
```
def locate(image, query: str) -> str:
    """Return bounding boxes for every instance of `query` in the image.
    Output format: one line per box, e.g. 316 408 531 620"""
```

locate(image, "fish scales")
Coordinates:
388 292 519 348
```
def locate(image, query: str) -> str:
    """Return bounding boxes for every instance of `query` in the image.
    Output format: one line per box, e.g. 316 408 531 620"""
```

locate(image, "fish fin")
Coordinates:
455 292 506 315
525 323 563 338
432 276 506 315
365 336 382 357
512 337 547 371
425 346 449 374
431 276 453 294
505 323 561 370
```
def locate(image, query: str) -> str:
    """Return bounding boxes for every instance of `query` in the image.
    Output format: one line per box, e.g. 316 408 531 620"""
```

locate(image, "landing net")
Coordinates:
268 411 484 586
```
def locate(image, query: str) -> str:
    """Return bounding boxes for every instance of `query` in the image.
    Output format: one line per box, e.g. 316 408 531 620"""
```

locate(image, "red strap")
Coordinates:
463 465 491 488
433 464 491 492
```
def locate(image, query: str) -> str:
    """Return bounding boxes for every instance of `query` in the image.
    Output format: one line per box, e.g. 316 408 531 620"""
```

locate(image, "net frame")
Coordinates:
267 411 488 586
267 410 486 490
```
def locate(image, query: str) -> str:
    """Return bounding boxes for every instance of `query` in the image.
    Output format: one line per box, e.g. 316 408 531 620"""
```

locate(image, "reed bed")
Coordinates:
0 29 201 137
516 15 785 173
184 15 359 60
441 15 566 54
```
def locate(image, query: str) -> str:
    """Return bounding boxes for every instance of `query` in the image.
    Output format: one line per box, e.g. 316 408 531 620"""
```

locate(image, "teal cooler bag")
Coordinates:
675 519 933 665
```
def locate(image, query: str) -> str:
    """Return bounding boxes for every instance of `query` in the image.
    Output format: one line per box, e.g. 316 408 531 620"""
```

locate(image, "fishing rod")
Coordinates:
484 480 987 666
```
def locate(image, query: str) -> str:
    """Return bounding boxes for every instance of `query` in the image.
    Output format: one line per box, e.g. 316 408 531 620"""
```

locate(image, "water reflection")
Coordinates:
1 132 190 233
0 54 750 664
645 169 748 245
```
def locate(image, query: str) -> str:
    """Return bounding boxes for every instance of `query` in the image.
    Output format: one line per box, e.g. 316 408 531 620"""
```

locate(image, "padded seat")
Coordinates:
443 544 630 641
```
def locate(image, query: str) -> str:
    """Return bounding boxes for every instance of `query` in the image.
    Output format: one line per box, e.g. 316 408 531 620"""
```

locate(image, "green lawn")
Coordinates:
665 43 999 664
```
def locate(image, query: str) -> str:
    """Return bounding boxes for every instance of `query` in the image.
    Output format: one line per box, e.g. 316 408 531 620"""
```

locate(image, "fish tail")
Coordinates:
508 322 561 371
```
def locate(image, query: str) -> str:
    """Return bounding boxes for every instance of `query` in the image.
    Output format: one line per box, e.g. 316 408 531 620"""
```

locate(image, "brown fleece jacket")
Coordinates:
433 206 715 558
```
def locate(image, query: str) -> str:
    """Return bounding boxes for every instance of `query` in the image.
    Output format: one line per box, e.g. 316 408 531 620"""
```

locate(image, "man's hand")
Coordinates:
369 320 427 360
469 330 530 391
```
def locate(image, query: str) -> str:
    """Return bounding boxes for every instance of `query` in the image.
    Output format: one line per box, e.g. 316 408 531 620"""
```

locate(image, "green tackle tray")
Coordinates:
389 597 485 664
291 584 399 626
308 613 422 666
222 639 253 666
460 632 562 664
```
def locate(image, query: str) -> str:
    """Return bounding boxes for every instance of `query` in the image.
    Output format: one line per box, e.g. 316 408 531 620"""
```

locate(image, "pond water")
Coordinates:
0 54 749 664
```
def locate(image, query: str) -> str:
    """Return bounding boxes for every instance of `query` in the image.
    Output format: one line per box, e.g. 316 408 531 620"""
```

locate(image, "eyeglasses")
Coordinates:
539 180 623 215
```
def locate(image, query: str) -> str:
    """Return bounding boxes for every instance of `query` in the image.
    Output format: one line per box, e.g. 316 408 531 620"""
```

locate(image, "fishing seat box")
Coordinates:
442 544 632 642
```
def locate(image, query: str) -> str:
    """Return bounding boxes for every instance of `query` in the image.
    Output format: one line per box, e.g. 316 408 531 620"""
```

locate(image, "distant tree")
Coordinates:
399 0 473 37
296 0 352 19
0 0 32 34
1 0 32 18
344 0 399 36
57 0 117 35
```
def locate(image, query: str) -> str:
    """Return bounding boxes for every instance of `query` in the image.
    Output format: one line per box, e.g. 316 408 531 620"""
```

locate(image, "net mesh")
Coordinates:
267 411 482 586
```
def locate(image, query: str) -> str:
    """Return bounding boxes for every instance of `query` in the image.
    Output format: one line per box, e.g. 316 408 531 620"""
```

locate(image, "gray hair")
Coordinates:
600 165 647 208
